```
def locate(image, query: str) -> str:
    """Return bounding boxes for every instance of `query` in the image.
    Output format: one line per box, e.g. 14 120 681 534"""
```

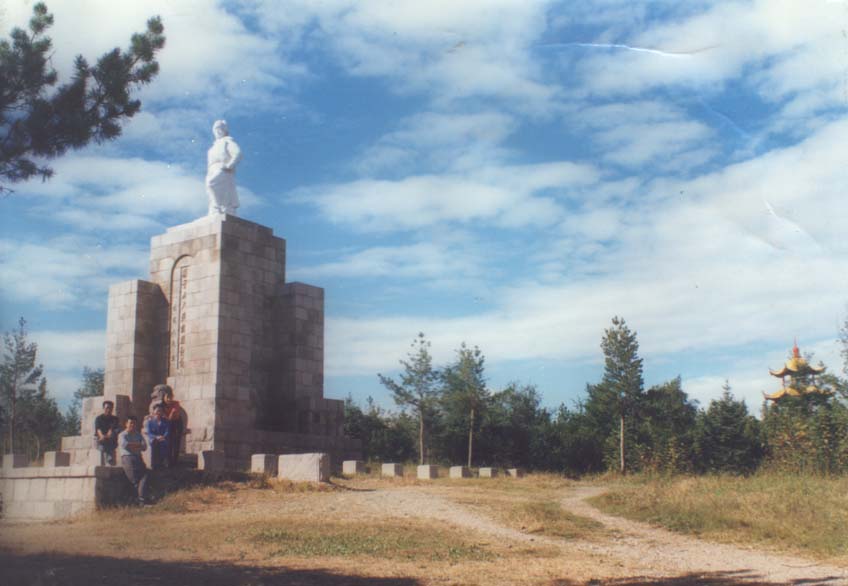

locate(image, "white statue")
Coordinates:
205 120 243 216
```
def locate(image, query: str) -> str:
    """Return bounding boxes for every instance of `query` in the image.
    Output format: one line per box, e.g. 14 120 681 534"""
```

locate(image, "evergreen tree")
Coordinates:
0 318 44 454
593 316 644 474
476 382 548 469
640 377 698 473
18 377 64 460
343 395 416 462
441 343 488 467
0 3 165 192
545 401 606 475
694 381 762 474
378 333 440 464
63 366 104 436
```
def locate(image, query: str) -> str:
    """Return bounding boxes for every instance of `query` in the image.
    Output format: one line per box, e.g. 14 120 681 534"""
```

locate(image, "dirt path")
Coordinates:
2 482 846 585
338 484 848 585
558 485 847 585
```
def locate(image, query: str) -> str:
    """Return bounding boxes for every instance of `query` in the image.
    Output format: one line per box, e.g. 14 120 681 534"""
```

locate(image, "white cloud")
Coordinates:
245 0 556 113
289 234 494 296
13 154 260 231
2 1 303 165
354 111 518 175
3 0 296 110
30 329 106 404
323 116 848 402
298 161 599 231
574 0 845 124
0 237 147 309
574 100 715 170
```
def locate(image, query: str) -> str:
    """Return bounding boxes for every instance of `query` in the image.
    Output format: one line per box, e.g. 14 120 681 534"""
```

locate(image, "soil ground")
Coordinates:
1 476 845 586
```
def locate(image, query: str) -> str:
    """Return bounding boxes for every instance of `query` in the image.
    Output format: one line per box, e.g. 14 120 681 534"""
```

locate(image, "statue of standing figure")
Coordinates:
206 120 243 216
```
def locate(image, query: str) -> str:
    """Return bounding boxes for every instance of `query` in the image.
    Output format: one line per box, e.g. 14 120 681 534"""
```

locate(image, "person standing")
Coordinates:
162 386 183 467
118 416 150 506
145 403 170 470
93 400 120 465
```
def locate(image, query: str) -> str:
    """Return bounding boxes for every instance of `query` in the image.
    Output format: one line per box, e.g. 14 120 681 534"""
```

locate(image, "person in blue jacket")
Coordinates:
145 402 170 470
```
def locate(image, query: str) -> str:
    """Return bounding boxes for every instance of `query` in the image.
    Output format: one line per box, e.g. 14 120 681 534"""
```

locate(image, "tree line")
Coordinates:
3 314 847 475
0 318 103 460
346 318 848 475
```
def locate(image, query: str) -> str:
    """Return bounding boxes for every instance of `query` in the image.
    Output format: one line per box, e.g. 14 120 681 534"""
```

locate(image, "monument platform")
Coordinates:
59 214 360 470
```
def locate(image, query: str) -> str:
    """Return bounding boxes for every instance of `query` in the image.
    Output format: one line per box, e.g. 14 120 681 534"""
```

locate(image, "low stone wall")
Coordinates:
60 435 104 466
0 464 133 521
212 428 361 470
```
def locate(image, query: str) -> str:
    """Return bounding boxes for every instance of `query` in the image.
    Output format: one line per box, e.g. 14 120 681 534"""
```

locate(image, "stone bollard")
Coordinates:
278 453 330 483
342 460 366 476
381 463 403 478
198 450 226 471
417 465 438 479
506 468 524 478
251 454 278 476
449 466 471 478
479 467 499 478
43 451 71 467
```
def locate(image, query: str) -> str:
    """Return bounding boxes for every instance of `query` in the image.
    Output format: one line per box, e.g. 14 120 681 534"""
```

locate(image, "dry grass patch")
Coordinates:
592 473 848 561
424 473 604 541
507 500 605 539
253 520 492 561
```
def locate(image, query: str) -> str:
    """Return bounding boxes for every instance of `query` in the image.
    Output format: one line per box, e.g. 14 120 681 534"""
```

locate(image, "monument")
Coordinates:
0 122 360 518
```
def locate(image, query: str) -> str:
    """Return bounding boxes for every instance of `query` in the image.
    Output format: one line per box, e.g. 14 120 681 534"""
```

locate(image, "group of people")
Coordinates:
92 384 184 506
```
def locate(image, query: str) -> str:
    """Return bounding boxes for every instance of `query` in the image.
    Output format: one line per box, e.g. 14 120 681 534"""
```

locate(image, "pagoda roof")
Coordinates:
768 343 826 377
763 384 832 401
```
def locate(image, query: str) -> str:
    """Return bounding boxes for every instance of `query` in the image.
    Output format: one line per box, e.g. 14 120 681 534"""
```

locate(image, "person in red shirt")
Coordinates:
161 385 184 467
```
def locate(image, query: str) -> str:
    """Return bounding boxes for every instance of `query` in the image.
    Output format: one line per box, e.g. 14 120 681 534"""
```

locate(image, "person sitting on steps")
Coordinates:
93 400 120 466
145 403 170 470
118 415 151 506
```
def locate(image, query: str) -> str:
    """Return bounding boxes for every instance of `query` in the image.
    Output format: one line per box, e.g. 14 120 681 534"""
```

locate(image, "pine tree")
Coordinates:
640 377 698 472
0 3 165 192
695 381 762 474
442 343 488 467
63 366 104 436
18 377 64 460
0 317 44 454
598 316 644 474
378 333 441 465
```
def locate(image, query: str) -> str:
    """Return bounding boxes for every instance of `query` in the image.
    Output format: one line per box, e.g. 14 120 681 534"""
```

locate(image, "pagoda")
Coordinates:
763 342 831 401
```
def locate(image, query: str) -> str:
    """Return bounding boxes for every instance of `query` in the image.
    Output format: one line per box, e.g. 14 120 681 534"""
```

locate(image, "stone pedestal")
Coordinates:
449 466 471 478
343 460 366 475
479 467 499 478
251 454 278 475
381 463 403 478
417 465 438 479
278 453 329 483
198 450 225 471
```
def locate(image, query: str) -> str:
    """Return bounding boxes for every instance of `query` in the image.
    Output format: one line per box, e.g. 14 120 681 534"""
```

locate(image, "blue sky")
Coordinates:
2 0 847 414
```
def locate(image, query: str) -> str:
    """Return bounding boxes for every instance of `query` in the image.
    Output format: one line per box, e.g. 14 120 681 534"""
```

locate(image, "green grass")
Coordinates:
591 473 848 559
253 521 492 561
